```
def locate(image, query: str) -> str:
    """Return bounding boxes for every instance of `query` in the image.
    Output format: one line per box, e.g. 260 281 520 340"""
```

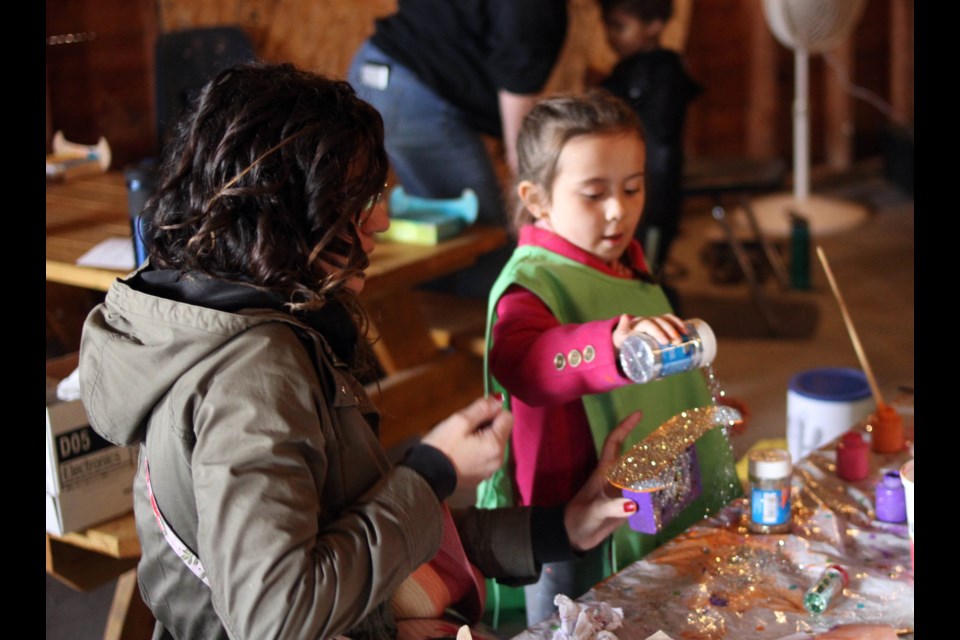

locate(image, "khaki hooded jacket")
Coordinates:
79 273 536 639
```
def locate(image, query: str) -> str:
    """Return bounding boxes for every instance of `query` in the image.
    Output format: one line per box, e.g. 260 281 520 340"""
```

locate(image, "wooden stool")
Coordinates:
46 513 155 639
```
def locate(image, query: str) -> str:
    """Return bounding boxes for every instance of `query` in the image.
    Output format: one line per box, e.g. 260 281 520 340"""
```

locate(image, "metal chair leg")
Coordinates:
711 206 781 336
739 195 791 290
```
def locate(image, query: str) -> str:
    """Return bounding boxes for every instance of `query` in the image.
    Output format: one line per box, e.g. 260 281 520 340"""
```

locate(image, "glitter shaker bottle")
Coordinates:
803 564 849 615
747 448 792 534
619 318 717 385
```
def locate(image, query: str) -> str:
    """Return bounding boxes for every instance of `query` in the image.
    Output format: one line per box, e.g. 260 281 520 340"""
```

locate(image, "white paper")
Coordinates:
76 237 136 271
56 367 82 402
643 633 675 640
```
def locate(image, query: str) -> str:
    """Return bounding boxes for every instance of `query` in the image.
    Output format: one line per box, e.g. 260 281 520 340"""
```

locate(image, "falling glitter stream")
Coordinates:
705 363 723 406
703 362 743 510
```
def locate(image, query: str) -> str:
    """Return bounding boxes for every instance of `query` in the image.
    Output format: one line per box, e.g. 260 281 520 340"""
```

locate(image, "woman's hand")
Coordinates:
421 396 513 487
563 410 643 552
813 624 899 640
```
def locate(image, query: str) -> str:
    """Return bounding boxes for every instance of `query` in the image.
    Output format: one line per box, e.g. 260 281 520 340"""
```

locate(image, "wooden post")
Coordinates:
46 64 53 153
745 0 779 159
104 569 156 640
889 0 914 125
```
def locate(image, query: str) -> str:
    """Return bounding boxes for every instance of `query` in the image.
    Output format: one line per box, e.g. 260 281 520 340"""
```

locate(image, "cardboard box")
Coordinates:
46 353 138 536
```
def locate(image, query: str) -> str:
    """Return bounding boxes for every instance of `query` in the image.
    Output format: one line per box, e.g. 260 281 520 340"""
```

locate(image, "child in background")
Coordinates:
476 90 740 626
596 0 702 288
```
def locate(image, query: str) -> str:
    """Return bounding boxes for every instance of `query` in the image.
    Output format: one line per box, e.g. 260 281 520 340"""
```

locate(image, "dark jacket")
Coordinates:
371 0 568 135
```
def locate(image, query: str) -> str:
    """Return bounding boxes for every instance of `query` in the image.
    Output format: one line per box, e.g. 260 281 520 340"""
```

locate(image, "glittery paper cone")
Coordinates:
607 405 741 492
623 445 702 533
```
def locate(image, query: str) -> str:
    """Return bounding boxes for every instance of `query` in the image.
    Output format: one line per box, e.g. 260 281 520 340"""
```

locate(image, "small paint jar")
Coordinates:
836 431 869 481
747 448 792 534
875 469 907 523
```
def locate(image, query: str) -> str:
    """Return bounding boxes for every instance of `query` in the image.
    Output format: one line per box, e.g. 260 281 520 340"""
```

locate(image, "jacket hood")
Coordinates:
78 271 303 447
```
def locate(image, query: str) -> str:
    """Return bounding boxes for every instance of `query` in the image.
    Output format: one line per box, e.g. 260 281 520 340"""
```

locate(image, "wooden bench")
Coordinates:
46 514 155 639
366 291 490 453
415 290 488 359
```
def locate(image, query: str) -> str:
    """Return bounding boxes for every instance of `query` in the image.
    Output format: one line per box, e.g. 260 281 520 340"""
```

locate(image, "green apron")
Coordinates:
476 245 742 624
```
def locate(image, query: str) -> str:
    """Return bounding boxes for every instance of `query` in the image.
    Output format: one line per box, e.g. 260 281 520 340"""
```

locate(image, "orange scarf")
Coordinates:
390 504 486 624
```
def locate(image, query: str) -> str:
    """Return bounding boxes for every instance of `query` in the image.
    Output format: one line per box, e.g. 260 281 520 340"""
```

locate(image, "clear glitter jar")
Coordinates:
747 448 792 534
619 318 717 384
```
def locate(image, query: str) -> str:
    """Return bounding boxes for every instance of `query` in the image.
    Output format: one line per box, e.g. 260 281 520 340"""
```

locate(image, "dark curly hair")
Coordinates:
143 61 389 317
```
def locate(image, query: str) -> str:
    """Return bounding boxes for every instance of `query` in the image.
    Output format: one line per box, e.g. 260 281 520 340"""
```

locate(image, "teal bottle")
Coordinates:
789 212 811 290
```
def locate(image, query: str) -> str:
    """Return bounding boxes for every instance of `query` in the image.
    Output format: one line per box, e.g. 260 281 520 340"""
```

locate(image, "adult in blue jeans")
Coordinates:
347 0 568 299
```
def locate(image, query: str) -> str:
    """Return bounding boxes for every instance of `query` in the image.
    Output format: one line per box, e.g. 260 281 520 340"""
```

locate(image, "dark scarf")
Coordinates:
131 268 359 365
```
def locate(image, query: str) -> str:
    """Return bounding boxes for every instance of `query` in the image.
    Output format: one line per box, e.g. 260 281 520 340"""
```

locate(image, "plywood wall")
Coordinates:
47 0 909 170
46 0 160 166
157 0 619 91
158 0 393 79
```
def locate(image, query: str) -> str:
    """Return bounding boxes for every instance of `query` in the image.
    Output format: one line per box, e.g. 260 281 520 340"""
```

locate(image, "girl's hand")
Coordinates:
421 396 513 487
563 410 643 552
612 313 688 350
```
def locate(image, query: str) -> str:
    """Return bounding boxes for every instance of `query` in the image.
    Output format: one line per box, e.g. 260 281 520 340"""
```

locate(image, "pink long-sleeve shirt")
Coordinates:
489 225 651 507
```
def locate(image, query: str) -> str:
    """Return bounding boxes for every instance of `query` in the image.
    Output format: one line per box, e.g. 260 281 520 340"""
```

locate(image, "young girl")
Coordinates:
477 89 741 626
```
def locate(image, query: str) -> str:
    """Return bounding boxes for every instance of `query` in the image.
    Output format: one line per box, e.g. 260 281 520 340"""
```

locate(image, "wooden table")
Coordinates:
46 172 506 302
511 416 915 640
46 172 507 638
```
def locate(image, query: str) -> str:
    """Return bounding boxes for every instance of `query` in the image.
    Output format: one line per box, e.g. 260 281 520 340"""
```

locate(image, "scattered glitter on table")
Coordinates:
512 418 914 640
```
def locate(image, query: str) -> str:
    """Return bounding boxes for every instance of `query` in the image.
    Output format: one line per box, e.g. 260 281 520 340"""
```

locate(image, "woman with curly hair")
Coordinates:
78 61 641 640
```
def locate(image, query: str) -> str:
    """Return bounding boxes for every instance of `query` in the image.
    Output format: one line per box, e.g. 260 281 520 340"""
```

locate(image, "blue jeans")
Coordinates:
522 547 606 627
348 40 514 299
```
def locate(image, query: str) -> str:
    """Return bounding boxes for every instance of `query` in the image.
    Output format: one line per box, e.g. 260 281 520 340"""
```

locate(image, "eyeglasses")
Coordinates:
359 184 388 223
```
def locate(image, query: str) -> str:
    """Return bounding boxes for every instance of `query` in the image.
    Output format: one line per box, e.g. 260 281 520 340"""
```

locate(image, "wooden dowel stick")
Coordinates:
815 245 886 408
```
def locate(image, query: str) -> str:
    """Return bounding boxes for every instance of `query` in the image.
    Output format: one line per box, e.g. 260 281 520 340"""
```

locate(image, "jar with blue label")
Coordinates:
618 318 717 384
747 448 792 533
